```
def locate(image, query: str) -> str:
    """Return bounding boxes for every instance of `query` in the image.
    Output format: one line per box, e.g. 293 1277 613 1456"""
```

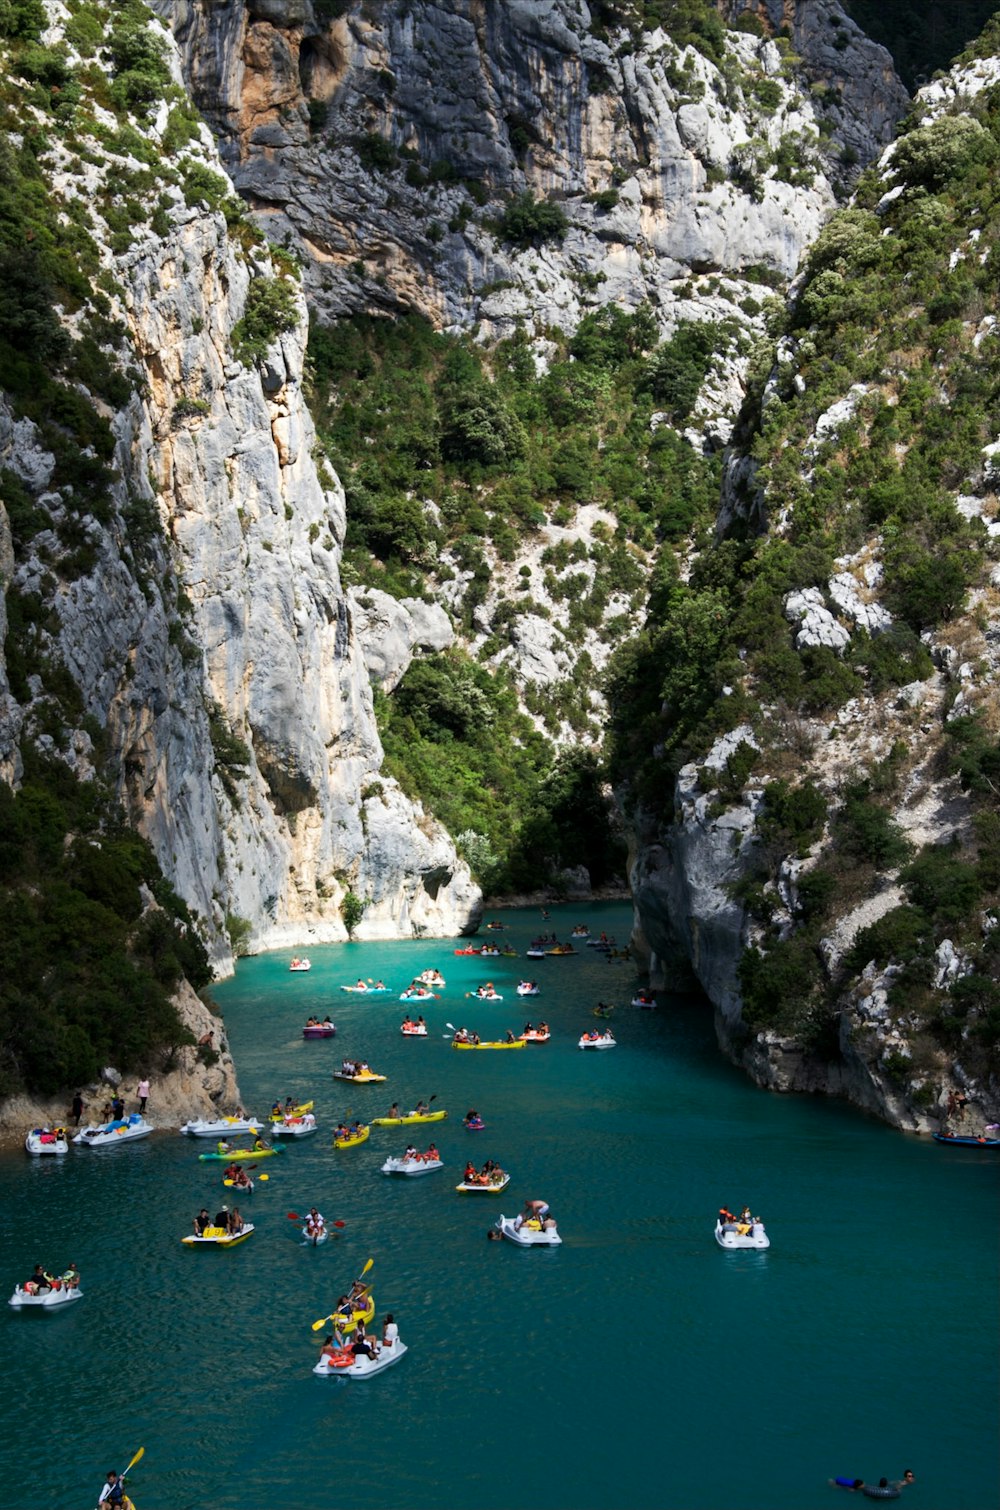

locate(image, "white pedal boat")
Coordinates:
456 1171 510 1193
516 983 540 996
715 1220 769 1250
400 1024 428 1036
302 1225 329 1246
417 971 445 987
519 1030 550 1043
313 1339 408 1377
25 1127 69 1155
289 958 312 971
181 1223 255 1247
494 1214 562 1246
578 1032 616 1049
381 1155 443 1176
179 1116 263 1138
9 1283 83 1309
631 995 656 1009
272 1114 318 1138
73 1115 153 1147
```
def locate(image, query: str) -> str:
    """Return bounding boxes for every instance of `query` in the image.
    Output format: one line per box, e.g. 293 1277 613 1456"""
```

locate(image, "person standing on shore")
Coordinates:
136 1078 150 1114
71 1092 84 1126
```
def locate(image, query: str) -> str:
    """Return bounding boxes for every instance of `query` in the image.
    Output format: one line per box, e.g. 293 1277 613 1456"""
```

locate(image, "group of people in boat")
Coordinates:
475 981 501 998
462 1159 506 1186
384 1099 432 1119
22 1262 79 1294
319 1310 398 1363
400 1015 427 1031
193 1205 246 1236
452 1028 480 1045
521 1020 549 1037
401 980 434 998
402 1142 440 1162
334 1120 367 1141
352 978 387 991
303 1016 334 1028
223 1162 253 1188
718 1204 761 1236
463 1109 485 1128
417 968 446 986
339 1058 374 1077
216 1135 270 1154
305 1207 326 1240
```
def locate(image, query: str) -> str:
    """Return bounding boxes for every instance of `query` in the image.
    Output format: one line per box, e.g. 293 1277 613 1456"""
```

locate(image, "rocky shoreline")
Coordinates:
0 982 242 1153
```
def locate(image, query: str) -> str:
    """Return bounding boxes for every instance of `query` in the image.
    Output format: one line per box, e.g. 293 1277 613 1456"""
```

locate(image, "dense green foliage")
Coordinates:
0 757 211 1097
375 654 626 893
307 304 722 887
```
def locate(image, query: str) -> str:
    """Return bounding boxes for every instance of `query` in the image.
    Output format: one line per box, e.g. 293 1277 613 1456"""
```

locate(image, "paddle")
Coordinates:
311 1256 373 1330
443 1022 457 1037
119 1446 144 1488
288 1211 345 1227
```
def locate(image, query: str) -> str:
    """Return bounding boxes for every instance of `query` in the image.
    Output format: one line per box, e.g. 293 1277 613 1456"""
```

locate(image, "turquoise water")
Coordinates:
1 902 997 1510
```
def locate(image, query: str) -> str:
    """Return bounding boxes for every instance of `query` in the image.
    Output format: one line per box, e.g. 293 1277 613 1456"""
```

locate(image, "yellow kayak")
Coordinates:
198 1145 284 1161
371 1110 448 1127
334 1294 375 1333
333 1126 370 1149
269 1101 313 1121
333 1070 387 1083
452 1039 526 1051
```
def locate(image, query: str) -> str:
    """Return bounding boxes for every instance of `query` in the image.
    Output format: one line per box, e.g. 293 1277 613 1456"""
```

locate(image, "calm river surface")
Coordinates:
1 903 997 1510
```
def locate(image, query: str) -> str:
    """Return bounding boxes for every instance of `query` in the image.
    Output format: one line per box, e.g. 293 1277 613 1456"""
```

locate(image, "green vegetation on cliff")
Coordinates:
0 753 211 1098
307 304 723 889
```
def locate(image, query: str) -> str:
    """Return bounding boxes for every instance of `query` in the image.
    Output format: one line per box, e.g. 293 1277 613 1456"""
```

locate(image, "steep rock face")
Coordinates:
626 41 1000 1134
157 0 907 341
0 6 480 969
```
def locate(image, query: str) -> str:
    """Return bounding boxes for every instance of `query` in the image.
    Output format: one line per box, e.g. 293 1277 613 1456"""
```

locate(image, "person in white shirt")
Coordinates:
382 1313 399 1349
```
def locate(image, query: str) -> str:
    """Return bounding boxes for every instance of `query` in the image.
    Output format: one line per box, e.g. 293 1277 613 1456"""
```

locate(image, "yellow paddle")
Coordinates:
311 1257 373 1330
121 1446 144 1481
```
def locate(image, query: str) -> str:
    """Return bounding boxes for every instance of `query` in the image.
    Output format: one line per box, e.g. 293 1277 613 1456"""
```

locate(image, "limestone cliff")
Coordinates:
0 1 480 976
158 0 906 343
625 38 1000 1135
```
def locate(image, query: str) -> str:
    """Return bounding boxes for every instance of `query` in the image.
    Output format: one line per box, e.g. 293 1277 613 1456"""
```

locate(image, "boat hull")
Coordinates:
452 1040 525 1051
313 1339 407 1377
714 1221 769 1250
25 1129 69 1155
495 1215 562 1246
456 1173 510 1193
73 1118 153 1147
381 1157 443 1176
333 1071 387 1083
182 1225 255 1247
578 1036 615 1049
180 1118 263 1138
371 1110 447 1127
197 1145 283 1161
9 1285 83 1309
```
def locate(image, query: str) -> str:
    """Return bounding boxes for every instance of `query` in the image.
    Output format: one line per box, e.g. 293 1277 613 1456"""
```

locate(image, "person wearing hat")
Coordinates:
214 1204 229 1229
